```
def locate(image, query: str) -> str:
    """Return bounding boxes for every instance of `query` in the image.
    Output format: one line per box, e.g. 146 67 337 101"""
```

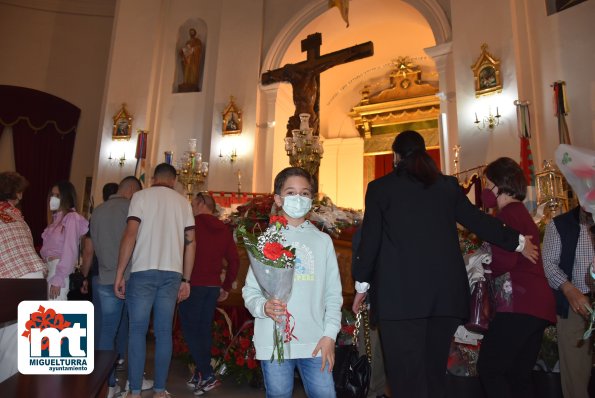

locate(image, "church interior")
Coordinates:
1 0 594 396
1 0 593 215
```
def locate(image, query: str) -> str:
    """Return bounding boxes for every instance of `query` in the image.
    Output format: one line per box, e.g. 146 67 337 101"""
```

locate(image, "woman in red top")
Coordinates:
477 157 556 398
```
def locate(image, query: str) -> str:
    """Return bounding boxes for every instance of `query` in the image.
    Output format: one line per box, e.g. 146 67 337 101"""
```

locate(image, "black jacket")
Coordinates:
353 171 521 321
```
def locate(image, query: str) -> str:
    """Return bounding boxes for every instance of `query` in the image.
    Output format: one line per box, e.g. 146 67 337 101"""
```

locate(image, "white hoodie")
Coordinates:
242 220 343 360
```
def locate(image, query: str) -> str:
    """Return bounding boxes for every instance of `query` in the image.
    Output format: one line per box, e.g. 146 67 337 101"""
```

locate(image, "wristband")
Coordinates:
181 278 191 284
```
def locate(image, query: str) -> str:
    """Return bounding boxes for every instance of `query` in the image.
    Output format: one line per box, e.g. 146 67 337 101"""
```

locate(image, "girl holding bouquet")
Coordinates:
242 167 343 398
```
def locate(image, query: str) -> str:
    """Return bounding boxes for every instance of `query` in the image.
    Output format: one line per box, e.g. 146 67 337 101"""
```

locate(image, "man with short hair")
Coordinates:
115 163 196 398
84 176 145 398
543 206 594 398
180 193 239 395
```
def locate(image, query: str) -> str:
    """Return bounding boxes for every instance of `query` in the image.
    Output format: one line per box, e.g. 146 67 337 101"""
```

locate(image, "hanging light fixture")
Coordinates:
284 113 324 176
175 138 209 197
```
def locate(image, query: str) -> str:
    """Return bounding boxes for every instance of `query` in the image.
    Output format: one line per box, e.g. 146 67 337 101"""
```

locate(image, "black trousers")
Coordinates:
477 312 549 398
379 317 461 398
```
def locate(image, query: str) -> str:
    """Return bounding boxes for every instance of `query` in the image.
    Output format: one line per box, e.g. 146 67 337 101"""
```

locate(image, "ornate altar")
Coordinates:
349 57 441 186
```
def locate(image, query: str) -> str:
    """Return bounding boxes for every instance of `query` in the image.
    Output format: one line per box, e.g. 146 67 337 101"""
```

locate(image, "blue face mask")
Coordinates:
282 195 312 219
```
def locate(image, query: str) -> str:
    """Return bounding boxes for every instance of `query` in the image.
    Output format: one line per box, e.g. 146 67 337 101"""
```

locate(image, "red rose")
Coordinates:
236 356 245 366
263 242 284 260
247 358 258 369
239 337 251 350
281 249 294 259
211 347 220 356
269 215 288 227
224 353 231 361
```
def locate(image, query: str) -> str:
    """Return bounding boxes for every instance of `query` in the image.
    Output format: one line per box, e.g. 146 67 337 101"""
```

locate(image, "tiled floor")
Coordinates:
115 338 307 397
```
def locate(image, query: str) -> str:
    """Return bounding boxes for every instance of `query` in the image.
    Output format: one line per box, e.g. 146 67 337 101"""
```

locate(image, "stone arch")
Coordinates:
254 0 454 191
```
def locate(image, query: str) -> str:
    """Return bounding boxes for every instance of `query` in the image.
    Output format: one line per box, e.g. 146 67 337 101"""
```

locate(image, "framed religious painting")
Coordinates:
112 104 132 140
222 96 242 135
471 44 502 97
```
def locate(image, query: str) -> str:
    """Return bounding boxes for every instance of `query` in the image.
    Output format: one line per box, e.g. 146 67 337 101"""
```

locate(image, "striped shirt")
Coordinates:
543 210 594 293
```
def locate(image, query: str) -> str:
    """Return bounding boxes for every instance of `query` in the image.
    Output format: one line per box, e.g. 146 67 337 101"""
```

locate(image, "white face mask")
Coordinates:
49 196 61 211
282 195 312 219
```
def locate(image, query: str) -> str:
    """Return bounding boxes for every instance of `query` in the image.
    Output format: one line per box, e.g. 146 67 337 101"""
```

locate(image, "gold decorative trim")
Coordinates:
471 44 502 97
222 96 242 135
112 103 132 141
0 116 76 135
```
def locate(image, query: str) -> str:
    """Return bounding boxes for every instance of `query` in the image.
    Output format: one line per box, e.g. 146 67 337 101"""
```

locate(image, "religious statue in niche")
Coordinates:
471 43 502 97
222 96 242 135
112 103 132 140
261 32 373 138
178 28 202 92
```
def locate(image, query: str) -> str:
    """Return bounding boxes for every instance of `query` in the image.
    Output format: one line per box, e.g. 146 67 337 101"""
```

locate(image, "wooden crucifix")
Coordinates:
261 33 373 138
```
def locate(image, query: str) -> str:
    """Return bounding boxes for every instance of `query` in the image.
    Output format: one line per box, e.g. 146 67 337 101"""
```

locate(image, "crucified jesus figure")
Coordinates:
261 33 373 137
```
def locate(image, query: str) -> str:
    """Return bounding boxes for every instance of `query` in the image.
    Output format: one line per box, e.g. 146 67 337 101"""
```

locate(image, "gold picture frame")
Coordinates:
222 96 242 135
471 44 502 97
112 103 132 140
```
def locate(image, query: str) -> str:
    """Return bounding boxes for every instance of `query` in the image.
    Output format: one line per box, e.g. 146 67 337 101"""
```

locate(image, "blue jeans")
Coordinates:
127 270 181 394
91 276 102 347
261 356 336 398
178 286 220 378
96 283 126 386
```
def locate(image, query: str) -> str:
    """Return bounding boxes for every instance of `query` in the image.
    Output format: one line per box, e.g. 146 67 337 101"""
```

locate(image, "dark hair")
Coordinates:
154 163 177 179
50 180 78 211
484 157 527 201
196 192 216 213
392 130 440 186
0 172 29 201
273 167 317 195
102 182 119 202
119 176 142 192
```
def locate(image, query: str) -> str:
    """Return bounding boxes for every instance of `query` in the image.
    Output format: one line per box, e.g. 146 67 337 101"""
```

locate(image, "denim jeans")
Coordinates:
178 286 220 378
96 283 126 387
127 270 181 394
261 356 336 398
91 276 102 347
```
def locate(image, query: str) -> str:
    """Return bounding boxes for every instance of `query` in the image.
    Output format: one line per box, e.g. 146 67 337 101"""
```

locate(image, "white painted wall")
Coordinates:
0 2 114 206
451 0 595 173
93 0 264 201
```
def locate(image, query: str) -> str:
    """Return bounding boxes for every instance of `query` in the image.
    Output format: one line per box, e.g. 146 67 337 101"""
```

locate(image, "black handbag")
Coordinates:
333 304 372 398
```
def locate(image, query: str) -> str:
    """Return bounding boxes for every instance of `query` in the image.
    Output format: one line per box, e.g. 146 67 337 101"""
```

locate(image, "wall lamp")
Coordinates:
474 107 501 131
108 152 126 167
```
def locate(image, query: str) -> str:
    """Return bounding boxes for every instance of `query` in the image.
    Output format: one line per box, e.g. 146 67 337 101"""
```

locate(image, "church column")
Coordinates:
253 83 279 192
424 41 458 175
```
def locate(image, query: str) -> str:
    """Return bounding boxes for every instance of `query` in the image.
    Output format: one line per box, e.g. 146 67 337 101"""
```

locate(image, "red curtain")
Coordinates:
0 85 80 247
373 148 442 180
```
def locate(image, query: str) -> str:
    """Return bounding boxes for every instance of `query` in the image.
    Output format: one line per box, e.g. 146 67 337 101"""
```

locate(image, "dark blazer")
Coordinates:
352 171 522 321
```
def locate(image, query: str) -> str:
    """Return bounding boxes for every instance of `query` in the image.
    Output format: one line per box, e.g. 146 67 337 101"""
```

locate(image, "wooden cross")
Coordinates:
262 33 373 137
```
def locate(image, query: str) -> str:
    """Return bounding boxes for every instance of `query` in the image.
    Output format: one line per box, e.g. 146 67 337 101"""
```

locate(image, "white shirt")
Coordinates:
127 185 194 273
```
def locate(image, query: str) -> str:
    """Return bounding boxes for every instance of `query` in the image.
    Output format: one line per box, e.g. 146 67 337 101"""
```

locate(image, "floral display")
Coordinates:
336 308 357 347
212 317 262 386
173 309 262 385
227 193 363 240
237 216 297 362
535 326 559 372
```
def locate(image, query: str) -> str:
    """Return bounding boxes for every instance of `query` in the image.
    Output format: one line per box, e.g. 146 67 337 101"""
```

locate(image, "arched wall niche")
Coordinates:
174 19 208 93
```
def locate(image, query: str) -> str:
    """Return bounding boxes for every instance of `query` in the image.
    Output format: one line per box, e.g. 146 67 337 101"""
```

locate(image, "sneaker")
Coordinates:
186 372 201 388
120 392 141 398
193 375 220 395
125 377 154 391
106 385 121 398
152 391 172 398
116 358 125 372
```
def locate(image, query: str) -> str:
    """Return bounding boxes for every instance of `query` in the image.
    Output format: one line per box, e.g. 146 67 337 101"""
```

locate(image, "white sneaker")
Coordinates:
106 384 121 398
125 377 154 391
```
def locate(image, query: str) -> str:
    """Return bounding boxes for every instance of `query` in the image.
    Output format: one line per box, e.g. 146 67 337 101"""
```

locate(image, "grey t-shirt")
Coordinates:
90 195 131 285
